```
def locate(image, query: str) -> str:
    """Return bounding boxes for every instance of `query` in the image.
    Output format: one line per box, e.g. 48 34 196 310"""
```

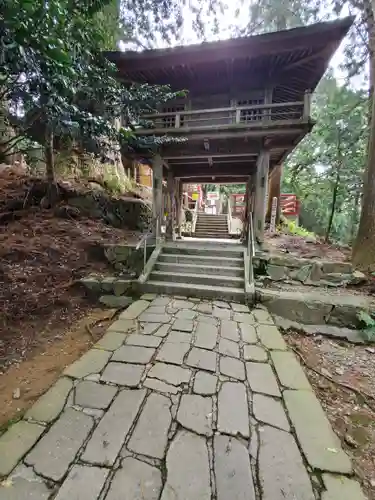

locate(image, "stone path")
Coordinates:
0 295 366 499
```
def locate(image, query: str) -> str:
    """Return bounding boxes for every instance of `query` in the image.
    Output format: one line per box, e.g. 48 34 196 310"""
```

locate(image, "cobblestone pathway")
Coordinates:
0 296 366 499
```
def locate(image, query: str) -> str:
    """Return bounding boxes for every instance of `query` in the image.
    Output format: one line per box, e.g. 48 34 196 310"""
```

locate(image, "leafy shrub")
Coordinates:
357 310 375 342
284 220 316 239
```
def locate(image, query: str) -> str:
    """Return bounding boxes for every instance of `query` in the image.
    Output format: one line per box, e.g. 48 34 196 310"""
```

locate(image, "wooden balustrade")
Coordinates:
140 97 311 132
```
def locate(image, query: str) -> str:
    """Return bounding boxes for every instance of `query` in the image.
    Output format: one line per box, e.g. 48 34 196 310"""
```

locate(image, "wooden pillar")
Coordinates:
266 164 282 223
254 151 270 244
176 180 183 237
152 154 163 238
166 169 174 240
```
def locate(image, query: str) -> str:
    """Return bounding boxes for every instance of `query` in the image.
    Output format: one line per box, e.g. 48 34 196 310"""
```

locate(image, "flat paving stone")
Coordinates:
271 351 312 389
64 349 111 378
246 362 281 397
101 362 144 387
148 362 191 386
217 382 249 437
128 393 171 459
256 325 287 350
138 312 171 323
166 330 191 343
220 356 246 380
213 306 231 319
144 377 179 394
177 394 213 436
233 312 256 324
106 457 162 500
195 323 217 349
220 319 240 341
0 421 45 477
154 324 170 337
161 430 211 500
172 299 195 309
239 323 258 343
82 389 146 466
253 308 274 324
213 300 230 309
156 341 190 365
112 345 155 364
95 331 126 351
196 314 217 325
25 408 94 481
172 318 194 332
146 306 168 315
244 344 268 362
186 347 217 372
218 338 240 357
196 302 213 314
322 473 366 500
252 394 290 431
176 309 196 320
107 319 136 334
230 303 250 313
75 381 117 409
0 477 50 500
259 425 315 500
54 465 109 500
119 300 150 319
215 435 255 500
193 371 217 395
151 296 171 307
25 377 73 423
140 322 162 335
141 293 158 300
125 334 162 348
283 390 352 473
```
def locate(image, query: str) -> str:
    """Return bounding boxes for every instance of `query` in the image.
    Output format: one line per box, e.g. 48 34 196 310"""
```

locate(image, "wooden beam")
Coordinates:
164 153 258 160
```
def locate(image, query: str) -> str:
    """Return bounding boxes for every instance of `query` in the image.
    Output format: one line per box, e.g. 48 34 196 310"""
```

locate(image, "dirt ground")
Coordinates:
0 168 143 428
265 232 351 261
0 209 139 371
285 332 375 499
0 309 116 430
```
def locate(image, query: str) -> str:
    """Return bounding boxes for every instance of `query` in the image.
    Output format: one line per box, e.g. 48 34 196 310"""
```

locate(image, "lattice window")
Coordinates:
162 105 185 128
237 98 264 122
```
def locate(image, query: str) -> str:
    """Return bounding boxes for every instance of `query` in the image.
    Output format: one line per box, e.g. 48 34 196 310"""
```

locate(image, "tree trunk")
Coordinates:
43 127 59 207
325 169 340 243
352 0 375 270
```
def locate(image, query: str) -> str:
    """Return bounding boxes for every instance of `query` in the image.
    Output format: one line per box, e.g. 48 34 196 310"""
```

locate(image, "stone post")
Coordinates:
152 154 163 238
254 151 270 244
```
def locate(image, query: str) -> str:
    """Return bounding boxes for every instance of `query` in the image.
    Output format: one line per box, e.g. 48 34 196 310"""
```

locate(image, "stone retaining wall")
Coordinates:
254 253 365 288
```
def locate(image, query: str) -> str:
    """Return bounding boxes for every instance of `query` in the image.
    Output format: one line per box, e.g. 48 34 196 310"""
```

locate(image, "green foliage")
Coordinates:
283 220 315 239
282 75 367 244
357 311 375 341
0 0 190 171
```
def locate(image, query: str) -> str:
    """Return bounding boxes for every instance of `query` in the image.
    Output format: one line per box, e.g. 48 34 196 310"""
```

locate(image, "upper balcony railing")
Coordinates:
139 93 311 134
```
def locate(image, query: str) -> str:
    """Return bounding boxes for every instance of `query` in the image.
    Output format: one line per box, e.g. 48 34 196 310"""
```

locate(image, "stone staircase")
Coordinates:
142 242 247 301
194 213 229 239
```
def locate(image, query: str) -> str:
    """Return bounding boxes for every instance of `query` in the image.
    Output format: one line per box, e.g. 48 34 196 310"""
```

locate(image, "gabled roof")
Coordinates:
106 17 353 101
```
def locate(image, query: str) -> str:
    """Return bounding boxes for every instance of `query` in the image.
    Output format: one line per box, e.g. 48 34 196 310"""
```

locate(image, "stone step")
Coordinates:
195 225 228 233
163 244 244 258
149 270 244 289
155 261 244 277
159 253 244 268
193 233 229 239
142 280 245 301
194 227 228 231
